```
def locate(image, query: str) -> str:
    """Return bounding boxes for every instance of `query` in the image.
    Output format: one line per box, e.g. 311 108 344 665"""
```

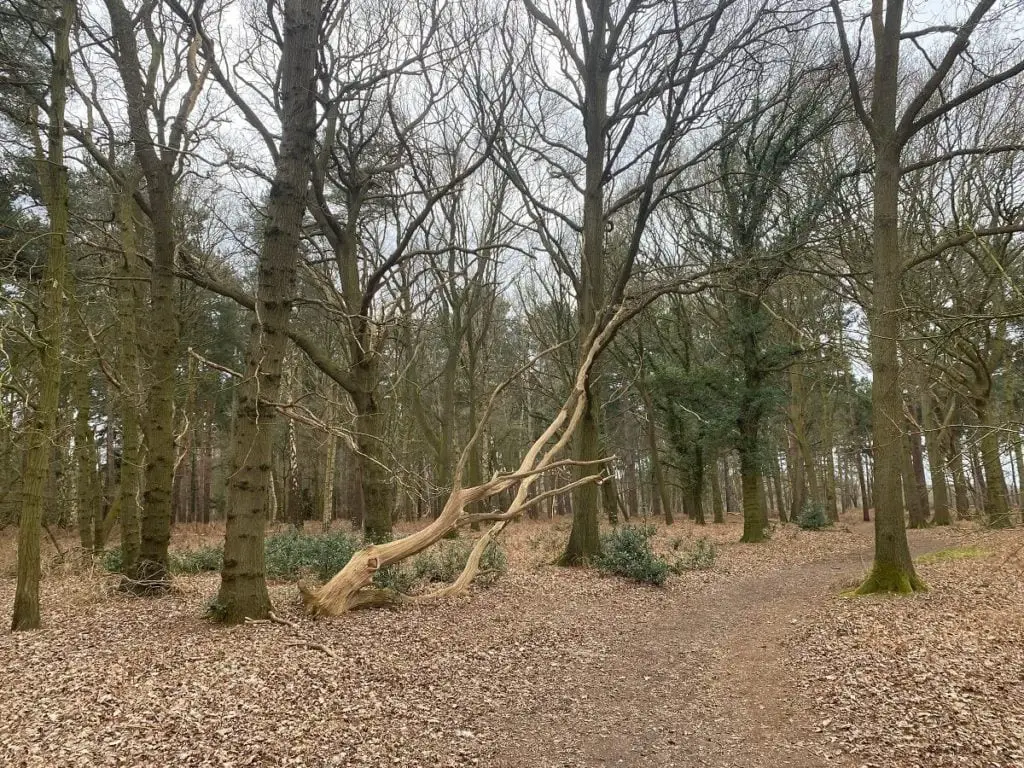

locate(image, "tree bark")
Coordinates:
856 450 871 521
710 456 725 524
559 4 610 566
858 137 923 592
923 393 951 525
215 0 320 623
12 0 74 631
977 412 1012 527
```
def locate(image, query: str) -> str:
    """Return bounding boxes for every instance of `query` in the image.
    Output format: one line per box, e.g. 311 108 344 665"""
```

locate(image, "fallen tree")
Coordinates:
299 302 635 615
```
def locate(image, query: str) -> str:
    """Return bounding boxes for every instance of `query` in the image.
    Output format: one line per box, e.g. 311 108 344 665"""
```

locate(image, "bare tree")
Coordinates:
502 0 789 563
831 0 1024 592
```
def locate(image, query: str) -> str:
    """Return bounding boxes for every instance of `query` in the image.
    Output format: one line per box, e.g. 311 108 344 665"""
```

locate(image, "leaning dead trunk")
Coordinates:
302 308 629 616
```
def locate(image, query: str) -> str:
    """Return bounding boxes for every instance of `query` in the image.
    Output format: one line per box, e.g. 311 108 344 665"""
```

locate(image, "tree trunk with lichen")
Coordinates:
115 185 144 570
214 0 320 623
856 140 923 594
11 0 74 631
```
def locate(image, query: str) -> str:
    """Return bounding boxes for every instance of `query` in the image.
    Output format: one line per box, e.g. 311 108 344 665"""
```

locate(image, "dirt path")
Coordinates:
492 530 949 768
0 523 957 767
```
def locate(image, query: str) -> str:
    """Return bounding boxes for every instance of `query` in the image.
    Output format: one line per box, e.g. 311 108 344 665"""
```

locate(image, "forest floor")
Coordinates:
1 514 1022 768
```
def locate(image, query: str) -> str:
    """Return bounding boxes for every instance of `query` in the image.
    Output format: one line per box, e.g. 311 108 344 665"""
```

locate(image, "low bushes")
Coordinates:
798 501 830 531
100 528 507 590
597 525 669 586
671 537 717 572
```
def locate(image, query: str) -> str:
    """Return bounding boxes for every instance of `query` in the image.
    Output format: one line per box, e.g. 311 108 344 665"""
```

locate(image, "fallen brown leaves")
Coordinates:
1 517 1020 768
792 527 1024 768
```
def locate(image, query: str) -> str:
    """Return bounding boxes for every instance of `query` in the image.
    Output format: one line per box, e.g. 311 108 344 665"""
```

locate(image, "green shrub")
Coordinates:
263 529 359 581
597 525 669 586
798 501 830 531
171 546 223 573
99 529 508 591
671 537 717 572
101 547 123 573
411 539 508 586
372 563 416 592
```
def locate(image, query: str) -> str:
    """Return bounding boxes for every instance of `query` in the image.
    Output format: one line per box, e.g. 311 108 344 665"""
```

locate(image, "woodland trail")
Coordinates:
491 528 952 768
0 523 960 768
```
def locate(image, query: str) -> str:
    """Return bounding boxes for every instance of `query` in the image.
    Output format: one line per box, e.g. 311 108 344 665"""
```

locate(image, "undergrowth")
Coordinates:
100 529 508 589
597 525 669 586
798 501 830 531
671 537 717 572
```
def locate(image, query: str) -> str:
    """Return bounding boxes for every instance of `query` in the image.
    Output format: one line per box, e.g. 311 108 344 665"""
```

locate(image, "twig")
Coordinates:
243 611 300 630
285 640 337 658
42 522 67 562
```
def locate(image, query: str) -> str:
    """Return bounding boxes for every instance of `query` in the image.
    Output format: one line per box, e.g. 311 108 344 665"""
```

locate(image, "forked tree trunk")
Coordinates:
103 0 190 591
214 0 320 623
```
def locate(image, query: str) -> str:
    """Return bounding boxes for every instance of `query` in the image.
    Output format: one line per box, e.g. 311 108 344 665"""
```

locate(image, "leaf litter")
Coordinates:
0 518 1020 767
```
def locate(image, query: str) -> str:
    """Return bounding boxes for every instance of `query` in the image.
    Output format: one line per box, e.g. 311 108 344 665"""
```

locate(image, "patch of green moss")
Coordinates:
915 546 989 565
854 562 928 595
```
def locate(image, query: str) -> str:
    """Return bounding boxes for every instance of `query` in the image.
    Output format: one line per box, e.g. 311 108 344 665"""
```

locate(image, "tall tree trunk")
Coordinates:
215 0 319 622
824 446 839 522
639 381 672 524
923 393 950 525
908 406 930 522
1015 437 1024 521
977 408 1012 528
710 456 725 524
856 450 871 522
948 425 970 519
903 430 927 529
771 452 787 524
560 11 609 566
104 0 183 591
354 389 393 543
70 313 103 555
788 431 807 521
858 136 922 592
321 434 337 532
723 454 735 516
12 0 74 631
